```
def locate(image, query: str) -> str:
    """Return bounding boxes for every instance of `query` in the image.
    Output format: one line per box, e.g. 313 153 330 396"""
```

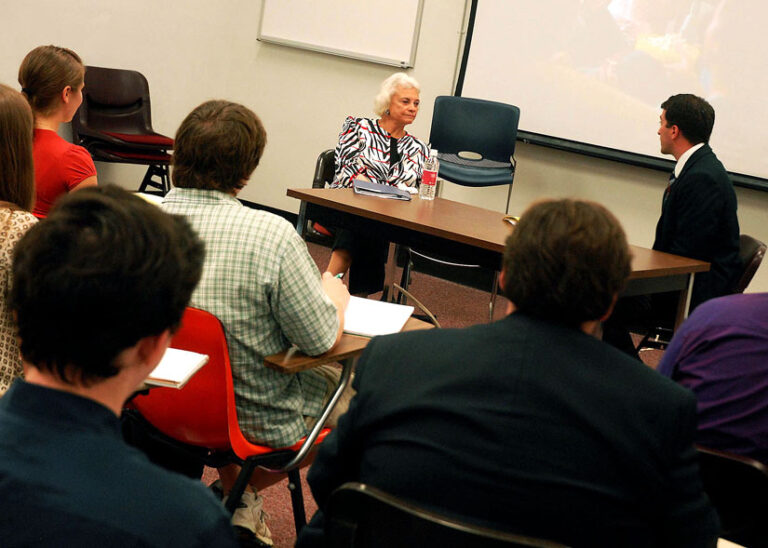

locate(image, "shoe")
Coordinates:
224 490 273 547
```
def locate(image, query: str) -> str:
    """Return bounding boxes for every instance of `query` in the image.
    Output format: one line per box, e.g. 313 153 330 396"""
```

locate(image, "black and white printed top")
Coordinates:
330 117 429 189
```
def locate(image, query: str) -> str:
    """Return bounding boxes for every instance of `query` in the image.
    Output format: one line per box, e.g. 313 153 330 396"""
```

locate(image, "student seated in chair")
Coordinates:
298 199 719 547
161 100 351 546
0 186 238 547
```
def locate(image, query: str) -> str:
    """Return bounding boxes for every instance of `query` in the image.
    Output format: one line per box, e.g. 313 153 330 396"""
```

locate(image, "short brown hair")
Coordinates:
502 199 631 326
0 84 35 211
171 100 267 193
660 94 715 145
18 45 84 116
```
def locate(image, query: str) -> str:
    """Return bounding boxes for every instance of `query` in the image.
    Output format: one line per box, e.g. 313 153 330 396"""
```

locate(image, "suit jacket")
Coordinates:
298 314 718 547
654 144 740 309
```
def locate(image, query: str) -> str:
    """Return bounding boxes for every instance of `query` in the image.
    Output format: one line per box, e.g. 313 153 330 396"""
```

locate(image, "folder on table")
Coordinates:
353 179 412 201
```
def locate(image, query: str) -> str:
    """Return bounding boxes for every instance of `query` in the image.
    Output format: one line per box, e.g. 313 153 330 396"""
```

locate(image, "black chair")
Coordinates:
398 96 519 321
71 66 173 195
733 234 767 294
637 233 767 352
326 483 566 548
297 149 336 244
696 446 768 547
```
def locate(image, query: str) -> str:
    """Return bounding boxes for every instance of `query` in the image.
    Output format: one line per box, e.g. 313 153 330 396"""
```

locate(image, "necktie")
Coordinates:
663 172 676 205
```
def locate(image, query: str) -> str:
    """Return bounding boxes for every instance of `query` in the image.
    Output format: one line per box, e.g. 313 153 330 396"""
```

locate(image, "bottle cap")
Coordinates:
429 148 438 157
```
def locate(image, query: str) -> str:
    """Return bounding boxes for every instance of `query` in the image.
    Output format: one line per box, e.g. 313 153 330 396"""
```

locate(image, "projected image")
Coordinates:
462 0 766 180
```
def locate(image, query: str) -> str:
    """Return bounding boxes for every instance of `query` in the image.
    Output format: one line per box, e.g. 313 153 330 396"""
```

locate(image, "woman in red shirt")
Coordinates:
18 45 97 217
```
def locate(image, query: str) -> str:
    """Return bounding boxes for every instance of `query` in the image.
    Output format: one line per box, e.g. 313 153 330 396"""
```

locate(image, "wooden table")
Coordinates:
289 188 710 328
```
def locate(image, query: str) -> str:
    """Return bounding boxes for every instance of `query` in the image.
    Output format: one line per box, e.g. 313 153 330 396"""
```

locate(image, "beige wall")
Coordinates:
2 0 766 291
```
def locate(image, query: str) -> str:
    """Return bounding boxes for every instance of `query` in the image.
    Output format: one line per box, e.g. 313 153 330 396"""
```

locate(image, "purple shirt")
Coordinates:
658 293 768 463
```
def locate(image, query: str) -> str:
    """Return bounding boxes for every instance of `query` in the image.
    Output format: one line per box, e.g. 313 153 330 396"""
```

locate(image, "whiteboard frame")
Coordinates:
257 0 425 69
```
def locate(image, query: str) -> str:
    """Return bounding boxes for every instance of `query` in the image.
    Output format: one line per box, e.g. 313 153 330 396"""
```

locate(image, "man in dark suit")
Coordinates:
605 94 741 357
298 199 719 547
654 93 740 308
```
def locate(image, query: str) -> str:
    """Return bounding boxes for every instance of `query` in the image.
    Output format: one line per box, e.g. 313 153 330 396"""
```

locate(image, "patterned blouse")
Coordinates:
0 208 36 396
330 117 429 189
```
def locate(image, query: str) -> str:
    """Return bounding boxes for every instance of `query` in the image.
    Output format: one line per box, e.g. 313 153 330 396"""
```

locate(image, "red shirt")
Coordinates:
33 129 97 217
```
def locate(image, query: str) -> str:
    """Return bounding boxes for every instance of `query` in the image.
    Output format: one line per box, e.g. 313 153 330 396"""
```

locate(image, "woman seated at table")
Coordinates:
326 72 429 294
0 84 37 396
18 45 97 218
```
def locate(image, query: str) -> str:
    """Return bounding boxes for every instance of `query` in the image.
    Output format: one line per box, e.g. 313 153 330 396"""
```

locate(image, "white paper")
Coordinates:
146 348 209 389
343 296 414 337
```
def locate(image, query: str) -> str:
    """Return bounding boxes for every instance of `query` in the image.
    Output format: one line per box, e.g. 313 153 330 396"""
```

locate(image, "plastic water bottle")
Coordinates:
419 149 439 200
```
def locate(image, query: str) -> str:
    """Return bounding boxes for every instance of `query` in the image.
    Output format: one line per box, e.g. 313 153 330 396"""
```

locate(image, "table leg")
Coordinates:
674 272 696 330
381 242 397 302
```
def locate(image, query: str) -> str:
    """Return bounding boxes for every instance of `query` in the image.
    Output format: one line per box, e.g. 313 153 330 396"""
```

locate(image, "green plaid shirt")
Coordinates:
162 189 339 447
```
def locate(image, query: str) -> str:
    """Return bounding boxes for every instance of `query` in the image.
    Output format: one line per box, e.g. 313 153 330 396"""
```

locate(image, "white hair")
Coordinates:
373 72 420 117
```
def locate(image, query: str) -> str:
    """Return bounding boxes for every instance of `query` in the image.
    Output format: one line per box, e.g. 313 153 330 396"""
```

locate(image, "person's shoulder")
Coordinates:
690 292 768 327
9 209 37 230
58 139 94 162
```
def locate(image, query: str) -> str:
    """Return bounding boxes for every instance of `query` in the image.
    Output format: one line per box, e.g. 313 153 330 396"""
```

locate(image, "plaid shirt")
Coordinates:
162 189 339 447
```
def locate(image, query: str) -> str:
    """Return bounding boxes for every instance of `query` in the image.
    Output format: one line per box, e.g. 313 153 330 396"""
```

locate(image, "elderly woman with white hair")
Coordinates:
326 72 429 294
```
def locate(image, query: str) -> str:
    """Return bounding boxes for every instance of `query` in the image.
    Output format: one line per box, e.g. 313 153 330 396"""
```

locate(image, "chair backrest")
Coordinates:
326 483 565 548
132 306 320 460
429 96 520 164
733 234 767 293
313 149 336 189
131 307 232 449
696 446 768 546
72 66 154 139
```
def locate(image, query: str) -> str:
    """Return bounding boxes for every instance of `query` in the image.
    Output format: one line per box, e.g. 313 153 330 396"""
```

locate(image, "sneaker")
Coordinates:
224 490 273 547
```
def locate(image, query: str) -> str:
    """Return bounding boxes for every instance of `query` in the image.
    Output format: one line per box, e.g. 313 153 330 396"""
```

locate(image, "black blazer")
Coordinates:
654 144 740 309
299 314 719 547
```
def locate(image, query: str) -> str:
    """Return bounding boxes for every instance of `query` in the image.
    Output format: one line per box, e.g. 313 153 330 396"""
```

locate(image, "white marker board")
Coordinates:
259 0 424 68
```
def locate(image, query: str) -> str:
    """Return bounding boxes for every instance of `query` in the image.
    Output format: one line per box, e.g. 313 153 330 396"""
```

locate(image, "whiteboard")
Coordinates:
258 0 424 68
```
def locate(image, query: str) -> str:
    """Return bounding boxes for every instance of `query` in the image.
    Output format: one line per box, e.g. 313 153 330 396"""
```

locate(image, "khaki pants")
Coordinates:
304 364 355 429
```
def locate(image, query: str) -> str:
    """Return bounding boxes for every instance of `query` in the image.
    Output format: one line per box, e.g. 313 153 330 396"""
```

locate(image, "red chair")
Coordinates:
129 307 351 533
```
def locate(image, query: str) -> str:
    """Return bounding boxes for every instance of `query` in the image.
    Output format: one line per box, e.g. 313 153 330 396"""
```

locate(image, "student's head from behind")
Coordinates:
11 185 204 386
172 100 267 194
18 45 85 118
0 84 35 211
660 94 715 146
502 199 631 328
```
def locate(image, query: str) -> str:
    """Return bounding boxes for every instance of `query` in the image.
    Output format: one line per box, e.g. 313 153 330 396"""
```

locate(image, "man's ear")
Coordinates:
599 293 619 323
135 330 173 370
499 268 507 292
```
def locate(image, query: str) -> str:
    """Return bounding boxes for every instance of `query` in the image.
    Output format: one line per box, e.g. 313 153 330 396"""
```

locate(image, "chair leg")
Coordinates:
489 271 500 322
398 252 413 305
287 468 307 534
138 164 171 196
225 458 259 514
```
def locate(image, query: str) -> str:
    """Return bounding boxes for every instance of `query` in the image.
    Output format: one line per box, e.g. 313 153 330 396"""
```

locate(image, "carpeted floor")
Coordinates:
199 241 664 548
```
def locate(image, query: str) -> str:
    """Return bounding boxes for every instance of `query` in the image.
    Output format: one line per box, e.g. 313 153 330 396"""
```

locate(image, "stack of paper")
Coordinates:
343 296 414 337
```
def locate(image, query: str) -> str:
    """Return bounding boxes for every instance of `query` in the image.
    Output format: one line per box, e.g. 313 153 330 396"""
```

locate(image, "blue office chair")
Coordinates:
399 97 520 320
430 95 520 214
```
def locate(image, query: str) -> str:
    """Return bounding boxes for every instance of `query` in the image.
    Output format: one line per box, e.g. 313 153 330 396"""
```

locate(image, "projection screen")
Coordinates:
458 0 767 191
